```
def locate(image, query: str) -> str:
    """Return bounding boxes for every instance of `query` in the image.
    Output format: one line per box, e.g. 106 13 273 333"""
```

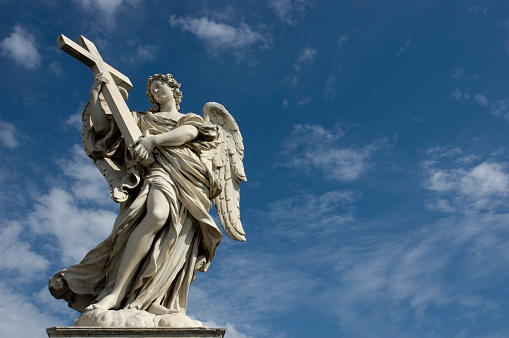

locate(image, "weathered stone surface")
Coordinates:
47 326 225 338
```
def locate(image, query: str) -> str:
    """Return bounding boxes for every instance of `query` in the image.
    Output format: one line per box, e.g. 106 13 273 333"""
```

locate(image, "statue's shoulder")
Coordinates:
180 112 206 124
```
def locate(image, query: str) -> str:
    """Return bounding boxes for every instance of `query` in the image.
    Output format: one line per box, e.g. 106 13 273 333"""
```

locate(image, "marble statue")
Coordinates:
48 35 246 328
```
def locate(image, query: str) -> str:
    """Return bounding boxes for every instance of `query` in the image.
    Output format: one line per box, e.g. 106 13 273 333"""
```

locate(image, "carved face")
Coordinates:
150 80 174 105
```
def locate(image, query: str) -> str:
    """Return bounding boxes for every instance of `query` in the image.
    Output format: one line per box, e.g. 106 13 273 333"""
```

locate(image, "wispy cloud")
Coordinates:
338 34 349 47
268 0 311 25
0 222 50 282
169 15 264 52
0 25 41 69
475 94 509 121
122 43 158 64
421 146 509 213
320 212 509 336
266 190 360 240
73 0 140 21
324 74 337 99
27 145 117 265
294 47 316 72
280 124 389 182
188 247 319 337
0 119 19 149
451 89 469 101
0 283 65 337
397 38 412 55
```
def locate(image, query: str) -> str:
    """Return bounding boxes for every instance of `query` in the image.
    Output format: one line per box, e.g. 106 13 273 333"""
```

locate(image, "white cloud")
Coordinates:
0 283 64 338
170 15 263 51
427 163 509 199
294 47 316 71
27 145 117 265
474 94 509 120
0 119 19 149
267 190 360 240
188 248 318 337
426 146 463 159
66 113 83 130
451 89 469 101
318 212 509 336
452 67 466 81
281 124 389 182
74 0 140 20
422 147 509 213
0 222 50 281
28 187 116 266
0 25 41 69
268 0 310 24
123 44 157 64
201 320 254 338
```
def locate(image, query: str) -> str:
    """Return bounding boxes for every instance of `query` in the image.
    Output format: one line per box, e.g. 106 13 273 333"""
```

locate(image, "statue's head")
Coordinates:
146 73 183 111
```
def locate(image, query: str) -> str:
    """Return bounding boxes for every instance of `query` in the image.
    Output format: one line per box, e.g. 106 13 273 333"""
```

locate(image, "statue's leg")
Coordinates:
87 187 170 310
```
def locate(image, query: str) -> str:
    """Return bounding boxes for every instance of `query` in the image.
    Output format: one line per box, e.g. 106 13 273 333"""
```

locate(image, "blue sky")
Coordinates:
2 0 509 337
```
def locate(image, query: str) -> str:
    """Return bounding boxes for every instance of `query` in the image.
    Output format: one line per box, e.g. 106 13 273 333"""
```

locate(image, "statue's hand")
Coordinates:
133 136 155 164
90 73 109 96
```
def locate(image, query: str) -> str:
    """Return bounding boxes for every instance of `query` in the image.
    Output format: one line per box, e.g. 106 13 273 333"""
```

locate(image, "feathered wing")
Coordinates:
203 102 247 241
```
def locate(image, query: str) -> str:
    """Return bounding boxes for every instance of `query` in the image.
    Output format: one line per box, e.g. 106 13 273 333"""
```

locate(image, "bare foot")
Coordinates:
147 303 179 315
85 293 122 311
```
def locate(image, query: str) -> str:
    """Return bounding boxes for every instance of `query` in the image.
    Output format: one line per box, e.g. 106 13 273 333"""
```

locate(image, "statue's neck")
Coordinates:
159 101 177 113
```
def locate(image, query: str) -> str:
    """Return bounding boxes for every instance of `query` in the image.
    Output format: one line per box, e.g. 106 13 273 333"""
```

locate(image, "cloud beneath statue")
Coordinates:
0 25 41 69
169 15 264 51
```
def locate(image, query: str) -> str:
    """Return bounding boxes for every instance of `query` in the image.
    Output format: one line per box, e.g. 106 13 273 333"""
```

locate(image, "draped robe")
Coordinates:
49 111 223 314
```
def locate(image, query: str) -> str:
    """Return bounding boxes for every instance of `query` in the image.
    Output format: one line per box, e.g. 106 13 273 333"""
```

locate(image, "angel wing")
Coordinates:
203 102 247 242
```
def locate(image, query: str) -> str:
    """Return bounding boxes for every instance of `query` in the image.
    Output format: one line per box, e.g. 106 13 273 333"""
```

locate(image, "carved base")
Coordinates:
46 327 226 338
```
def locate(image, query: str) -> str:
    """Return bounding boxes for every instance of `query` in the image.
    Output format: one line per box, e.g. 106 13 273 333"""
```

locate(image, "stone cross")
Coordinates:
57 34 152 164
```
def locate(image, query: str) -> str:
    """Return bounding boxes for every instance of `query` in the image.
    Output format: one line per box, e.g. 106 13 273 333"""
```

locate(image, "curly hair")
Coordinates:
146 74 183 111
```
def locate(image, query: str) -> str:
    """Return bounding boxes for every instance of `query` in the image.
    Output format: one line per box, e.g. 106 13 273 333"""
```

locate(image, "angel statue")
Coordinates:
48 73 246 327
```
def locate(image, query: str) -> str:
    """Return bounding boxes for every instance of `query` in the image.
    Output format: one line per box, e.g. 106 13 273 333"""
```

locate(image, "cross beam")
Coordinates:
57 34 153 165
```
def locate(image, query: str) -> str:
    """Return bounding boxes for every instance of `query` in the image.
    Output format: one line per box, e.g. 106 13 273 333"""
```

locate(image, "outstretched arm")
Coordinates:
89 74 111 135
132 125 199 163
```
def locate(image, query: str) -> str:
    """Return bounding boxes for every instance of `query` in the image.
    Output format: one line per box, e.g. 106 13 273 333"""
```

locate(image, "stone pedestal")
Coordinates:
46 327 226 338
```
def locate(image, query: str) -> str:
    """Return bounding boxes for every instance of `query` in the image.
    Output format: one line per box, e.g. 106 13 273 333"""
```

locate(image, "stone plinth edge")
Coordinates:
46 326 226 338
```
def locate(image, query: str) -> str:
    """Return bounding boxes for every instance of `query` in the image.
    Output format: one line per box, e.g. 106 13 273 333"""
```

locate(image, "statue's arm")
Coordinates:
89 74 111 136
132 125 198 163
